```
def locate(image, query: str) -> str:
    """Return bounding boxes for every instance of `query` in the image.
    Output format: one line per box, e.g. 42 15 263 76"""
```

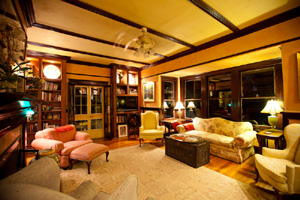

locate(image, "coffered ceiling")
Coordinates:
2 0 300 76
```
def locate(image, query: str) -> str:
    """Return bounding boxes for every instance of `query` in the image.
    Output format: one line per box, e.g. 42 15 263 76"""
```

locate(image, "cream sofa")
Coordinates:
176 117 257 163
0 158 153 200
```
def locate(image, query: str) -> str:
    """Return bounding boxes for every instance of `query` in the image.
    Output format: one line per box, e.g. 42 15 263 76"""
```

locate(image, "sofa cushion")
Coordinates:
202 133 234 148
183 123 194 131
60 140 92 156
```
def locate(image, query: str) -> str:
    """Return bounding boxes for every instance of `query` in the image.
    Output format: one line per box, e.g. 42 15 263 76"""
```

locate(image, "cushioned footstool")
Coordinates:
69 143 109 174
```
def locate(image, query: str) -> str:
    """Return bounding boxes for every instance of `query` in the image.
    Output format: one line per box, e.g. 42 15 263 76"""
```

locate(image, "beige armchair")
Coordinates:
254 123 300 199
139 111 164 147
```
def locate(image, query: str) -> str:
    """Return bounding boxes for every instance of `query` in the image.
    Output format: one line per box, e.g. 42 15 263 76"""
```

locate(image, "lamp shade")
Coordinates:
261 99 283 115
187 101 196 109
174 102 185 110
163 101 169 109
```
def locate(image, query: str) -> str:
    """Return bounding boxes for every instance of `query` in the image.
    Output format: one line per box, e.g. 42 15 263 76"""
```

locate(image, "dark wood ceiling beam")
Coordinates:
144 6 300 70
18 0 35 27
188 0 239 33
62 0 195 48
27 41 149 65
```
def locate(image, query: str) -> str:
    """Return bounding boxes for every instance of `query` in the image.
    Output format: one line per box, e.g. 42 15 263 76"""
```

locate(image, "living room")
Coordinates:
1 0 300 199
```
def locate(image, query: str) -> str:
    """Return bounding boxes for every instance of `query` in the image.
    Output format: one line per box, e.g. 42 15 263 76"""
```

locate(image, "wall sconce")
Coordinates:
261 99 283 132
187 101 196 111
174 101 185 120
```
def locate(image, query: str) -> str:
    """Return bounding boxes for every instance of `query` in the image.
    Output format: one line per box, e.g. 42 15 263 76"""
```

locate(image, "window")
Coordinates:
162 78 177 119
184 80 201 118
208 74 231 119
241 68 275 125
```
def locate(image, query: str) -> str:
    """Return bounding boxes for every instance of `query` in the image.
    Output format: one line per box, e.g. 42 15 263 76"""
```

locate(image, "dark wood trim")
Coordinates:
67 60 110 68
0 9 17 20
189 0 239 33
201 76 208 118
68 79 109 86
62 0 194 48
27 41 149 65
231 70 241 121
109 63 141 71
144 6 300 70
26 50 71 61
18 0 35 27
66 72 110 78
282 112 300 128
32 23 137 51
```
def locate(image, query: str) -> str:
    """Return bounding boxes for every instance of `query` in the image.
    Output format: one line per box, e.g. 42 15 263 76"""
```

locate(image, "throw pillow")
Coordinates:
183 123 194 131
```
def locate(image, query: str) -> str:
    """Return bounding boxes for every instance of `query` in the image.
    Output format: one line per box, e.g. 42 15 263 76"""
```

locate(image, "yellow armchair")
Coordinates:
139 111 164 147
254 123 300 199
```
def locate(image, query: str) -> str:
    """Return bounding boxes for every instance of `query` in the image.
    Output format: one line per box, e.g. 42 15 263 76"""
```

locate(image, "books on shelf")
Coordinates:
43 82 60 90
42 92 61 101
28 124 38 132
42 122 60 129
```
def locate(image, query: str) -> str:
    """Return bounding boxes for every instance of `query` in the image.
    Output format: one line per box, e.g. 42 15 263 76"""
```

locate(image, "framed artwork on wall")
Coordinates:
143 81 155 102
118 124 128 137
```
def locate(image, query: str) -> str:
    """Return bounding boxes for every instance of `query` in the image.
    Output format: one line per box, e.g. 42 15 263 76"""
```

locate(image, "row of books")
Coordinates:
42 92 61 101
28 124 38 133
117 115 127 123
43 82 60 90
42 122 60 129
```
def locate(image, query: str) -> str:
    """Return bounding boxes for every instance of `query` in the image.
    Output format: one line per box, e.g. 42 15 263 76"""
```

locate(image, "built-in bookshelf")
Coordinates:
25 56 66 146
111 65 141 137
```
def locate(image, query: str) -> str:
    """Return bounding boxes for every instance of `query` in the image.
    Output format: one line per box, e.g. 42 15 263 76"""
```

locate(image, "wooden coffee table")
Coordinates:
165 137 210 168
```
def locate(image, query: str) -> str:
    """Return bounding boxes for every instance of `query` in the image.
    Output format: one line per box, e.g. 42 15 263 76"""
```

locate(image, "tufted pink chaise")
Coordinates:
31 125 92 168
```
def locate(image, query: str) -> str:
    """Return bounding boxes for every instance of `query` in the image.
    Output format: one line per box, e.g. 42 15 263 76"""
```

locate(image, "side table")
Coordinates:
256 130 284 154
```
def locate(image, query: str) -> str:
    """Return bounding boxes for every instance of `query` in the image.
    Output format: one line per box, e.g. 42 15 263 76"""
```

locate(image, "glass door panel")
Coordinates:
74 86 104 139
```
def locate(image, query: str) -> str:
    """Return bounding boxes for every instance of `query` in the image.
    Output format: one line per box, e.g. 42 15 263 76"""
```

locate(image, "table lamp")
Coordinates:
261 99 283 132
175 101 185 120
163 101 169 111
187 101 196 111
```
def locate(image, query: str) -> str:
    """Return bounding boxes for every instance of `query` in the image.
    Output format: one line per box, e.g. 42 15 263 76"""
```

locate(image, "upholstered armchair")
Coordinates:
254 124 300 199
139 111 164 147
31 125 92 168
0 158 142 200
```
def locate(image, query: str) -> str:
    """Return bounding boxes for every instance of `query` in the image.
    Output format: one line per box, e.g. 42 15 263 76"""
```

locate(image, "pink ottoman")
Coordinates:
70 143 109 174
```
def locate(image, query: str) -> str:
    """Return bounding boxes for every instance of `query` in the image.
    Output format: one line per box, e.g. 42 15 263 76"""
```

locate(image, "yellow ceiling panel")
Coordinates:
81 0 231 45
206 0 300 29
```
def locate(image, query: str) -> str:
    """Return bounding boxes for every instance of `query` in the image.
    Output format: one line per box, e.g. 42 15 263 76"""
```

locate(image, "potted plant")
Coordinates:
0 16 29 92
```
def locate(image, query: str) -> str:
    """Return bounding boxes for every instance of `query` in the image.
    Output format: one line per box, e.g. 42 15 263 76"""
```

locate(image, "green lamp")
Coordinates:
261 99 283 132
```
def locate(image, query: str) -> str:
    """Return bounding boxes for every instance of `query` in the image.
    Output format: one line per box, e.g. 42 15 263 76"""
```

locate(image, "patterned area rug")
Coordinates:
60 144 275 200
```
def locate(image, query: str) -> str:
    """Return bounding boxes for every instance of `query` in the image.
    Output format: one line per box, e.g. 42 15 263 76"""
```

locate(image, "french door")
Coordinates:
74 85 104 139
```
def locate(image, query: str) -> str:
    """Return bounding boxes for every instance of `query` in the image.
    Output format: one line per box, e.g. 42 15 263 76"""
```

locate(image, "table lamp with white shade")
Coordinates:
163 101 169 111
174 101 185 120
187 101 196 111
261 99 283 132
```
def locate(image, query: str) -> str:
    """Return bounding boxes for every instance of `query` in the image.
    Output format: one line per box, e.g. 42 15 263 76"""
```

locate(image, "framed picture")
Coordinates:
118 124 128 137
143 81 155 102
53 113 60 120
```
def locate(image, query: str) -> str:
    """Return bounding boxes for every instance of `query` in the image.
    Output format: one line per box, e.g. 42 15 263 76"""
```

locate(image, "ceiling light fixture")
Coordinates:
134 27 155 58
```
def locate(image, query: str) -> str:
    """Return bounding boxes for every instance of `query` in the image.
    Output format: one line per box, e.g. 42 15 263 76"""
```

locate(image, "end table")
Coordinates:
256 130 284 154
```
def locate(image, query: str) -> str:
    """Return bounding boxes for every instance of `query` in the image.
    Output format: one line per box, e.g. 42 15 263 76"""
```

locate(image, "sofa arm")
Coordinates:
0 158 61 191
233 131 257 148
31 138 64 153
176 125 186 133
286 164 300 194
70 180 97 200
74 131 91 141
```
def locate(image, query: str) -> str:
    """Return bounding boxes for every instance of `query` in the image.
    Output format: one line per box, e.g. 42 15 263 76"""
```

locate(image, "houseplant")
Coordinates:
0 16 29 92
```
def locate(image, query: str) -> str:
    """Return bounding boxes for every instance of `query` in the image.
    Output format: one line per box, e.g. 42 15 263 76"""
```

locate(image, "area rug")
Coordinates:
60 144 275 200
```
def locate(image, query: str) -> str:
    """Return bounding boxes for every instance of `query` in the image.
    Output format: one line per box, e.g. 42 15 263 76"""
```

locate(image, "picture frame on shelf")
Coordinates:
53 113 60 120
118 124 128 137
143 81 155 102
